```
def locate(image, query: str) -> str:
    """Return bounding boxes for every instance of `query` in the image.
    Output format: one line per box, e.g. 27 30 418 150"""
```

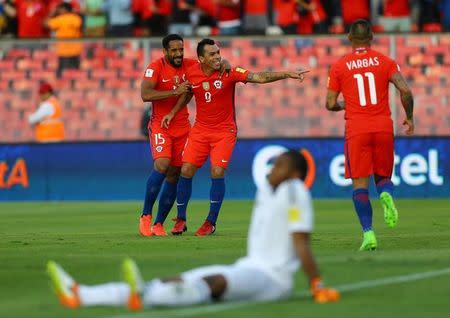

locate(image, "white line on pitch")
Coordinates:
109 267 450 318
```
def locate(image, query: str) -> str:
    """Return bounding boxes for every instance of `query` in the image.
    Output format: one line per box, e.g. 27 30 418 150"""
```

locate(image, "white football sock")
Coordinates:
142 279 211 307
78 282 130 306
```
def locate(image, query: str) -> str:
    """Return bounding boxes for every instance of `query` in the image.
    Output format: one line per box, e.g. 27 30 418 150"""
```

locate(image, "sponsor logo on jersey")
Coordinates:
236 67 247 73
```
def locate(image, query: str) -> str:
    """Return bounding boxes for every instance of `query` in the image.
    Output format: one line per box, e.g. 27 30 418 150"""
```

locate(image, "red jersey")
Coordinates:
328 48 400 139
218 0 241 23
244 0 267 14
16 0 49 38
274 0 298 26
143 57 198 128
186 65 249 130
340 0 369 24
383 0 410 17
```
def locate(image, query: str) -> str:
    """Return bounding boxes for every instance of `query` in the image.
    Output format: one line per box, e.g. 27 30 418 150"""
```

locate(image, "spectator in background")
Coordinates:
193 0 217 36
296 0 328 34
28 82 65 143
274 0 299 34
169 0 195 36
132 0 154 36
242 0 268 35
45 2 83 78
418 0 442 31
379 0 412 32
16 0 48 38
82 0 107 37
441 0 450 31
0 0 17 37
339 0 370 31
217 0 241 35
148 0 171 36
104 0 134 37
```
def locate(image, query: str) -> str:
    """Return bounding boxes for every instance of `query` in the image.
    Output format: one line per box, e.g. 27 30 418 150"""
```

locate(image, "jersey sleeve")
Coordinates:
142 60 160 83
327 63 341 92
283 182 314 234
387 57 401 80
229 67 250 83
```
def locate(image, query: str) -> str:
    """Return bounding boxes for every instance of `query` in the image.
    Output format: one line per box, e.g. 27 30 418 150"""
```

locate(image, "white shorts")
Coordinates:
181 263 292 302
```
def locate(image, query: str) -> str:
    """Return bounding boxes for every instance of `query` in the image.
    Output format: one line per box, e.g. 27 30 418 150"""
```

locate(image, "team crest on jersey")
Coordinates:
213 80 222 89
156 146 163 153
202 82 210 91
174 75 180 84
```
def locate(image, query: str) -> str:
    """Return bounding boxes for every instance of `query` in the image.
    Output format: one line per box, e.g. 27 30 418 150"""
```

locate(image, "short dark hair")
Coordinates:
162 34 183 50
197 38 215 57
349 19 373 43
283 150 308 181
59 2 73 12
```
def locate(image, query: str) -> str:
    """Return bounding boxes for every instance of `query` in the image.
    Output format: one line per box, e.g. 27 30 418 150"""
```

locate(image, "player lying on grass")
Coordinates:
47 150 339 310
326 19 414 251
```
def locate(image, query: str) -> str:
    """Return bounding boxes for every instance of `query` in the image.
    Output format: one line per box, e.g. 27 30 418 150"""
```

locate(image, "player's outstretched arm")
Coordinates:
390 73 414 135
141 80 191 102
161 92 193 128
292 232 340 303
246 70 310 84
325 90 345 112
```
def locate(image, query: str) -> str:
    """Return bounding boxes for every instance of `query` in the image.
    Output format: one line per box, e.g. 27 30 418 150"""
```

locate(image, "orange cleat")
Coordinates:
139 215 153 236
151 223 167 236
310 277 340 303
195 220 216 236
171 218 187 235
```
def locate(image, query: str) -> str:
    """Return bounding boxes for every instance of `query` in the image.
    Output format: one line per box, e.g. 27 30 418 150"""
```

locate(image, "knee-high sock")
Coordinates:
207 178 225 225
176 176 192 221
154 180 177 224
142 170 166 215
142 279 211 307
78 283 129 306
352 188 373 232
376 178 394 196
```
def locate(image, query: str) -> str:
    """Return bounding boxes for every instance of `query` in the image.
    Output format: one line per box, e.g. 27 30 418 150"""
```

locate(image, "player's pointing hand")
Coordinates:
287 70 310 82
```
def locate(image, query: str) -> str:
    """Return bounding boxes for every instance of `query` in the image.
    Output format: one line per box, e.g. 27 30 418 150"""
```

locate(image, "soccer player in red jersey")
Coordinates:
139 34 194 237
326 20 414 251
139 34 230 237
162 38 309 236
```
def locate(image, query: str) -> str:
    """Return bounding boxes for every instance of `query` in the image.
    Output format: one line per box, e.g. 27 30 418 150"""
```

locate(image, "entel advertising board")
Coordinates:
0 137 447 201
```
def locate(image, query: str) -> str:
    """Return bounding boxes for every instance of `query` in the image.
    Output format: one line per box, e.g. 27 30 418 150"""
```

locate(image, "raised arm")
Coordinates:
246 70 309 84
325 89 345 112
141 80 191 102
161 92 193 128
390 72 414 135
292 232 340 303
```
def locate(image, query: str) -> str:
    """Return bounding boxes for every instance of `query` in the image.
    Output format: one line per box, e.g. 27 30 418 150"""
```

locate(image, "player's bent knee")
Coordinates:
154 159 171 174
211 166 225 178
181 163 197 178
203 275 227 300
166 166 181 183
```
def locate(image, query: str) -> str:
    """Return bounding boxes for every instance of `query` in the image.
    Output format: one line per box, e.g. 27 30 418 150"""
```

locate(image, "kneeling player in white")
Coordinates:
47 150 340 309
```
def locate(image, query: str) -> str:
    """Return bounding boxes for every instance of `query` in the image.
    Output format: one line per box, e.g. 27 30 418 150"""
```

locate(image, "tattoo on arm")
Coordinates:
390 73 414 120
247 72 288 83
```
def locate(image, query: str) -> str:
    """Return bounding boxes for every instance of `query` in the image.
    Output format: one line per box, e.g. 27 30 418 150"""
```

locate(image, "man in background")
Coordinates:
28 82 65 143
45 2 83 78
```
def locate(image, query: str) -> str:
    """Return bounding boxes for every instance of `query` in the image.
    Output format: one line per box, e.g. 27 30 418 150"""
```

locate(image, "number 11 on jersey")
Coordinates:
353 72 377 106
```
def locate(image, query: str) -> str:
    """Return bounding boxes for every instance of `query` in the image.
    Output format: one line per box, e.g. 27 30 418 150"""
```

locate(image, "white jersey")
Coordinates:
236 178 314 288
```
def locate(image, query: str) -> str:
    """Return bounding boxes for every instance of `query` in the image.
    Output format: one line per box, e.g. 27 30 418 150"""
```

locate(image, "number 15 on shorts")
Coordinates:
154 133 165 145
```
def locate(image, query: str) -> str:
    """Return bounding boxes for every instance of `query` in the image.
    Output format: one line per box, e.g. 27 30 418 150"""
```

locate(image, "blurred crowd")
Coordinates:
0 0 449 39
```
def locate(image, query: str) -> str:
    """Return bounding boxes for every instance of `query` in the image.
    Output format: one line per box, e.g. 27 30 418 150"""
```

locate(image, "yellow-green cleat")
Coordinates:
122 258 144 311
359 230 377 251
380 192 398 228
46 261 80 308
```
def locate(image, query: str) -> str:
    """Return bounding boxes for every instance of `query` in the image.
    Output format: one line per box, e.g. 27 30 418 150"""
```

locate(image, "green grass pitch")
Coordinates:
0 199 449 318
